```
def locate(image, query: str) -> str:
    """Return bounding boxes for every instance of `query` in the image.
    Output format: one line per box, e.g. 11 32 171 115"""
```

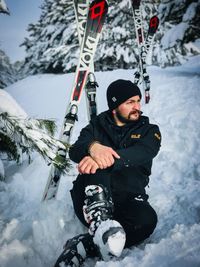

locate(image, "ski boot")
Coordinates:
83 184 126 260
54 233 97 267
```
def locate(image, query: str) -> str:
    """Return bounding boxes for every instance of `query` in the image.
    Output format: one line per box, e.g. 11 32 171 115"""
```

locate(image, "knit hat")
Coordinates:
106 79 142 110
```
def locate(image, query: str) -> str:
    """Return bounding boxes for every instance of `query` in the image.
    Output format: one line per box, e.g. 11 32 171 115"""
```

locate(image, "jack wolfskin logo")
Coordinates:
154 133 161 140
131 134 141 139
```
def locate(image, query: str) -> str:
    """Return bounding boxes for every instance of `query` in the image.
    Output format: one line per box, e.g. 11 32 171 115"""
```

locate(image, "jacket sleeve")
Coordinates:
113 125 161 170
68 123 96 163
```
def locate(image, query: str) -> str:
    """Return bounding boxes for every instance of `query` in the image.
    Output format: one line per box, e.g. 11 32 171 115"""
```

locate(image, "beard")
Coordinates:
115 109 142 124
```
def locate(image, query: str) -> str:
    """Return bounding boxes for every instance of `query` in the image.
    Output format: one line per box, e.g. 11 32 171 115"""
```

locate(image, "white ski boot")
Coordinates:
83 185 126 260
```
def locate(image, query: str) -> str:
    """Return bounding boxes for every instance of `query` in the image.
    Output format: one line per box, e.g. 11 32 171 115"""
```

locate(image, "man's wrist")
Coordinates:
88 141 100 155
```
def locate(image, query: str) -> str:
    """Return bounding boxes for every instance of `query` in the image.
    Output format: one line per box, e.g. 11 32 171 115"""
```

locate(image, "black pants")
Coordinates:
70 170 157 248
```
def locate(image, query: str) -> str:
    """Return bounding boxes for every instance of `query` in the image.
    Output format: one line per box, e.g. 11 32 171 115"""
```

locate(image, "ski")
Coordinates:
145 15 159 55
74 0 99 121
133 15 159 99
131 0 159 103
85 72 99 120
73 0 90 42
42 0 108 201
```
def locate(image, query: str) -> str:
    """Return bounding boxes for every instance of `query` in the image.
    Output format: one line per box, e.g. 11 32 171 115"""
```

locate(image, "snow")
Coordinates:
184 39 200 54
161 22 188 49
0 89 27 118
1 55 200 266
182 2 197 22
93 219 126 260
160 1 198 51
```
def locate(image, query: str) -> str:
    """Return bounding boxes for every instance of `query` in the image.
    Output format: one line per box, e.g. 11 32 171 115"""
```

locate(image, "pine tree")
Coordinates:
95 0 138 71
0 49 18 88
22 0 200 74
152 0 200 67
22 0 77 74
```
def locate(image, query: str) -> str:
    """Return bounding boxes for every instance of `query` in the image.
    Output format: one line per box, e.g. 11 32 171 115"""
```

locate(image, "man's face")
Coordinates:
115 95 141 123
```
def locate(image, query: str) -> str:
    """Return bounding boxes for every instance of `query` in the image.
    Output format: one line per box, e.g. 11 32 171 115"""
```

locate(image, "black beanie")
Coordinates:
107 79 142 110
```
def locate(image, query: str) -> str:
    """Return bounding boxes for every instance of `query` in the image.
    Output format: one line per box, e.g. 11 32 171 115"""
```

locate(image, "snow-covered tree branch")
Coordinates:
0 89 71 181
0 0 9 15
0 112 69 167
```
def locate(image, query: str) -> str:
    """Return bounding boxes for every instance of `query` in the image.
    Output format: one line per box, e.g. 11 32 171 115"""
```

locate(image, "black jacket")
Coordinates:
69 111 161 197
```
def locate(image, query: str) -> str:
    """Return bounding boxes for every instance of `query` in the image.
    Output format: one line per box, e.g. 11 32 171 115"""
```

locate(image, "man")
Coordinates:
54 79 161 266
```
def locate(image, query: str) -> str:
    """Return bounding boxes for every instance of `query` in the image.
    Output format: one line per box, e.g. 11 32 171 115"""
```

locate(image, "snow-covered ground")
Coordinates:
1 55 200 267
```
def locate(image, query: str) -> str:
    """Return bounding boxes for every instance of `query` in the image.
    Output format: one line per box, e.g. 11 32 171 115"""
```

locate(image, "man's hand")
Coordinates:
89 142 120 169
78 156 99 174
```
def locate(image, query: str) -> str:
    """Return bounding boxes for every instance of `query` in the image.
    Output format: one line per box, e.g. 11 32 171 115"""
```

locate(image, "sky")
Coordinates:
0 0 42 63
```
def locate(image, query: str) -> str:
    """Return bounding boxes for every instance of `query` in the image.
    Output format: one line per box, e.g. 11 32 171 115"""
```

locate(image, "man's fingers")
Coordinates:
93 153 115 168
78 156 89 168
95 159 104 169
111 149 120 159
103 156 114 168
91 165 98 174
78 156 99 174
95 158 110 169
78 163 91 174
90 144 120 160
78 146 119 173
78 157 90 173
107 154 115 165
84 164 92 174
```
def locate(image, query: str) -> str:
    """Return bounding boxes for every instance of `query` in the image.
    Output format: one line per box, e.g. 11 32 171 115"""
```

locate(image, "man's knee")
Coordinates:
142 202 157 229
140 205 157 239
114 199 158 247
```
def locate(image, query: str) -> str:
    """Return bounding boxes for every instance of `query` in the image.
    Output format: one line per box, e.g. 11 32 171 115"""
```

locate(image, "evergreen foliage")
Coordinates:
0 112 70 171
22 0 77 74
0 49 18 88
153 0 200 67
0 49 27 89
22 0 200 74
